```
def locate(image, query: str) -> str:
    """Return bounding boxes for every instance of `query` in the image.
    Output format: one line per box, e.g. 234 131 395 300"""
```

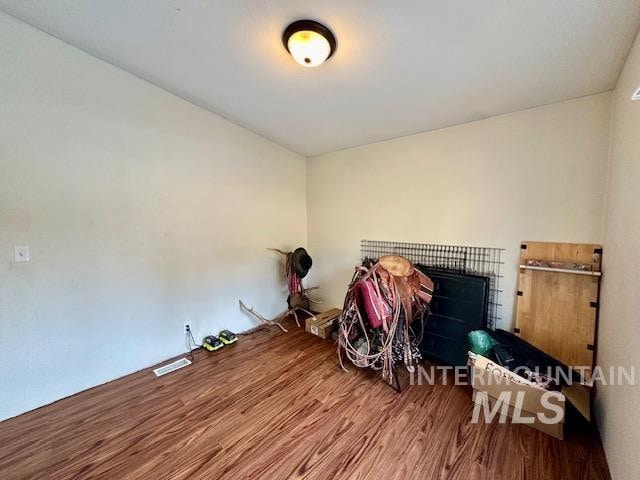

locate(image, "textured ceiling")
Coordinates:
1 0 639 156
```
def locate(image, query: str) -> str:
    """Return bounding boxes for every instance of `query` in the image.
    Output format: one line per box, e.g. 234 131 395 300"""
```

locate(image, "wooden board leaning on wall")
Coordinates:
515 241 602 380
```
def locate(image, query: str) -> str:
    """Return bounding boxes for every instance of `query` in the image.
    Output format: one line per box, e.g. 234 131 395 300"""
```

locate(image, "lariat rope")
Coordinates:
337 261 430 383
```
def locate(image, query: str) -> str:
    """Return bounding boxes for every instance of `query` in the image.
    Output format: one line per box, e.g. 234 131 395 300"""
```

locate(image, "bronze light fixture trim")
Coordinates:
282 19 337 67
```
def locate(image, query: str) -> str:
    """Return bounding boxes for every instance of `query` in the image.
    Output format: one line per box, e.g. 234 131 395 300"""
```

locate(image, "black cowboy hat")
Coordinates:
292 247 313 278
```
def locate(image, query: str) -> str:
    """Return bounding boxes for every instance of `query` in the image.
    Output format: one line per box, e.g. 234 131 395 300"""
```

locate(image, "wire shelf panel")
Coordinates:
361 239 504 329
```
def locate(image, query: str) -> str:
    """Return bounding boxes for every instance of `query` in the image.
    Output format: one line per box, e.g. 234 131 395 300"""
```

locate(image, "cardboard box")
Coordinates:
305 308 341 340
468 352 590 440
310 320 336 339
304 308 341 332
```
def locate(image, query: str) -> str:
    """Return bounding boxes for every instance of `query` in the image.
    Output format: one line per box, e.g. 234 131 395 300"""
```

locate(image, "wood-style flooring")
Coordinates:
0 320 610 479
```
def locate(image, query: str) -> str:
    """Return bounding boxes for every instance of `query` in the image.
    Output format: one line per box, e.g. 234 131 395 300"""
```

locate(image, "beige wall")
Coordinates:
307 93 612 330
596 31 640 480
0 12 306 421
3 11 636 478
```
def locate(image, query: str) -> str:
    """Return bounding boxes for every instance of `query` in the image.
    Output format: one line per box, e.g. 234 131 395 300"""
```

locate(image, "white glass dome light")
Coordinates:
283 20 337 68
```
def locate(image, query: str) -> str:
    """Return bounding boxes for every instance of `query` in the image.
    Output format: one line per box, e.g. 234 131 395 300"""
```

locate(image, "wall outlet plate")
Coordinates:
14 246 30 263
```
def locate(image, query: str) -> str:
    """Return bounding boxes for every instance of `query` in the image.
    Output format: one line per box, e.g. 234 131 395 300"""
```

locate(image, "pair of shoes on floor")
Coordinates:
202 330 238 352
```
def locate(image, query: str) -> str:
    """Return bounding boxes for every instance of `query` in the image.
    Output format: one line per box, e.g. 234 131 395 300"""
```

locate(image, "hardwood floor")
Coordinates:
0 321 610 479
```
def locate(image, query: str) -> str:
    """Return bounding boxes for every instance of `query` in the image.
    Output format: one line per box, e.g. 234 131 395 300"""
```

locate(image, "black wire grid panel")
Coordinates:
361 239 504 330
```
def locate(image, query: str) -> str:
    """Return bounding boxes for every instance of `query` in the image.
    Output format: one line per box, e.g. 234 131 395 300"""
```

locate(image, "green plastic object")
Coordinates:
468 330 497 357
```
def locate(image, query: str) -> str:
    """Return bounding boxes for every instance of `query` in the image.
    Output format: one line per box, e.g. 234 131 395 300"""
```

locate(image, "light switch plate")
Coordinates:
14 246 30 263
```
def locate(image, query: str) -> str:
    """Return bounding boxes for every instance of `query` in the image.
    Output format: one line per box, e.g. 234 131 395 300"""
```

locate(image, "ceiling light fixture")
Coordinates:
283 19 336 67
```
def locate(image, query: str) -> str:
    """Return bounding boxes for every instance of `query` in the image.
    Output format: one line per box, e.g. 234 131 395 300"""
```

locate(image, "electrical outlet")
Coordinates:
184 322 191 334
